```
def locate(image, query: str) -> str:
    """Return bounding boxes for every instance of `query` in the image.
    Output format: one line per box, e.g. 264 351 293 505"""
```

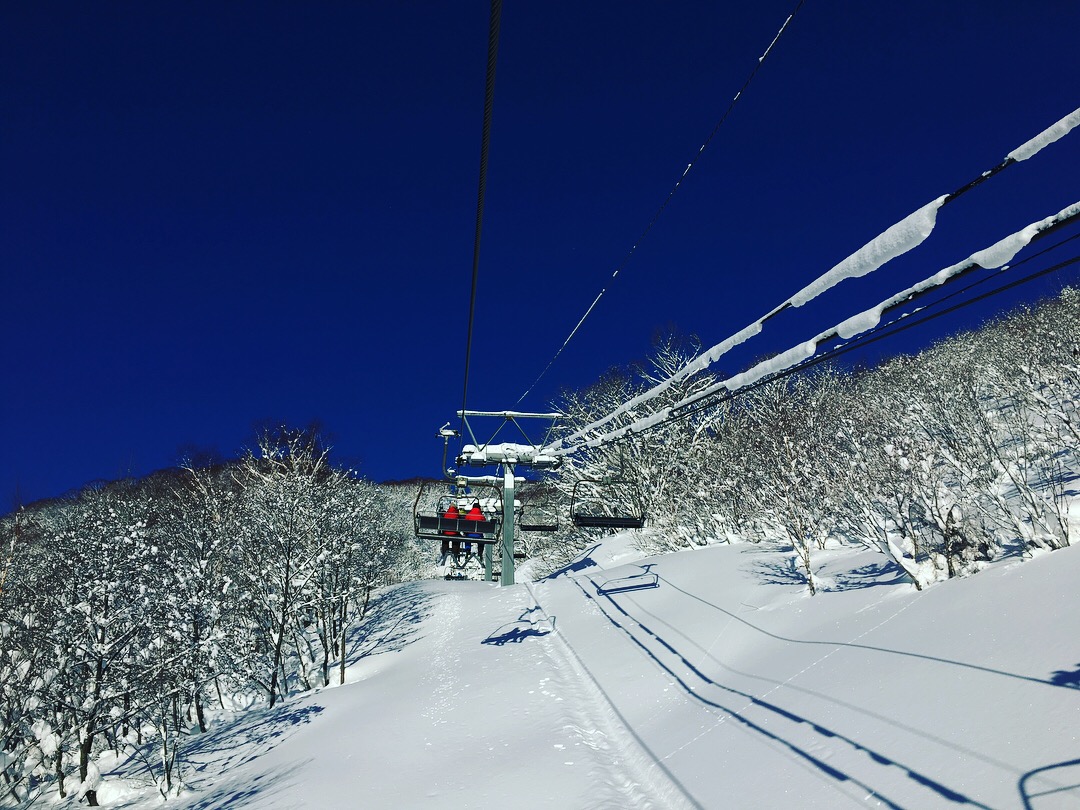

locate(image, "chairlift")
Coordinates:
518 506 559 533
570 476 646 530
516 484 560 533
413 481 501 545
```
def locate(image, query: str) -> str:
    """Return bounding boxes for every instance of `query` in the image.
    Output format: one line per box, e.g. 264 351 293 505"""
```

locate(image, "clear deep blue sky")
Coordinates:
3 1 1079 508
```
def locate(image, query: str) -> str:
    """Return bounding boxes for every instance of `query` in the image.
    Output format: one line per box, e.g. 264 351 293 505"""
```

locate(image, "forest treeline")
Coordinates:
0 428 426 805
1 287 1078 804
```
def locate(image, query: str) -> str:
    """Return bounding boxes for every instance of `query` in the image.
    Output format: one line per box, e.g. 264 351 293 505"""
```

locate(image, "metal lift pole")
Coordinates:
501 464 516 586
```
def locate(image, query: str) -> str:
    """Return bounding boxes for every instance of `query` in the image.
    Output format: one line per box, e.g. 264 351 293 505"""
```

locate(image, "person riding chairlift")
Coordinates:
441 502 461 557
463 501 486 555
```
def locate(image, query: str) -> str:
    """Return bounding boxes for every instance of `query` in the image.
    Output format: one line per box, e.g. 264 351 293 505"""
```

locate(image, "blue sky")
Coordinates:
3 1 1079 508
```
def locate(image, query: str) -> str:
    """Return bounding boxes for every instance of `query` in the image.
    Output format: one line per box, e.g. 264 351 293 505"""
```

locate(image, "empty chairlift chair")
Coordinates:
570 477 646 530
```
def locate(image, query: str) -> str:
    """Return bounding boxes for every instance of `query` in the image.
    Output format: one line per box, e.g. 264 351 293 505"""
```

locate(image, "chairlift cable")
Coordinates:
559 108 1080 448
459 0 504 444
514 0 806 406
684 250 1080 421
558 224 1080 451
626 242 1080 437
661 209 1080 420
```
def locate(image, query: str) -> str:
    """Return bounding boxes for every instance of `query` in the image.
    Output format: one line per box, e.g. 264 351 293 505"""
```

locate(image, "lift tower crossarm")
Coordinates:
457 410 562 419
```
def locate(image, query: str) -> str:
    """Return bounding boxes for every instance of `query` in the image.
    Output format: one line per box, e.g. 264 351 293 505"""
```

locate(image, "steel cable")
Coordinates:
515 0 807 405
460 0 504 443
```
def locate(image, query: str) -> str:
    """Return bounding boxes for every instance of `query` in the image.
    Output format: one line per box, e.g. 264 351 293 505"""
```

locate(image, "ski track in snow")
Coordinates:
553 550 1080 810
523 580 700 810
421 585 462 728
571 573 928 808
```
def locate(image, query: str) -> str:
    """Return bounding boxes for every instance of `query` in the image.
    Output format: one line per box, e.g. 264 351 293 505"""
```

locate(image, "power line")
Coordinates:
459 0 504 441
515 0 807 406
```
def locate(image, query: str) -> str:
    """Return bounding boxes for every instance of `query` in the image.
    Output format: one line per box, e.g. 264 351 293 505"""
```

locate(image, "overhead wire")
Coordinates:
593 227 1080 443
514 0 807 406
557 107 1080 448
459 0 504 443
669 253 1080 429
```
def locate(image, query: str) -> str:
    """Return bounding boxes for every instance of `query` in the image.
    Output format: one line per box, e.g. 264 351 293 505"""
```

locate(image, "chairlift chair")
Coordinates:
570 477 646 530
518 507 559 533
413 482 501 544
517 496 559 533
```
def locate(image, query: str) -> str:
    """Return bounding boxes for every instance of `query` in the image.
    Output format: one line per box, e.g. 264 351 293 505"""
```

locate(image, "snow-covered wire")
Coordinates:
553 108 1080 452
554 201 1080 453
671 246 1080 429
514 0 807 407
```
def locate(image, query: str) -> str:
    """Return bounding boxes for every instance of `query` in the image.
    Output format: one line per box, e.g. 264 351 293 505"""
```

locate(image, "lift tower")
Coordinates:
453 411 562 586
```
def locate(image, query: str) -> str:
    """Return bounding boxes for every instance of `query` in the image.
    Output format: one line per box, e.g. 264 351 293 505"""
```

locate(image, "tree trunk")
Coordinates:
54 747 65 799
159 708 172 797
194 687 207 733
79 734 98 806
268 571 291 708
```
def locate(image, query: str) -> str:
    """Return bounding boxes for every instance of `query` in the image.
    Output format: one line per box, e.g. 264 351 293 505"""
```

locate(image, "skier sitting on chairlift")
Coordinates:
463 501 486 553
441 502 461 556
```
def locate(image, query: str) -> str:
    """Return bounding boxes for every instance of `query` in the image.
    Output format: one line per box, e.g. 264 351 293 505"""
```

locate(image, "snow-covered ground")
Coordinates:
97 536 1080 809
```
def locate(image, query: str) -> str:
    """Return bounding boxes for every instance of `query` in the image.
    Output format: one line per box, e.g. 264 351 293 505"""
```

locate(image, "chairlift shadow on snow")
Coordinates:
1050 663 1080 688
1018 757 1080 809
594 564 659 596
543 544 601 579
482 605 556 646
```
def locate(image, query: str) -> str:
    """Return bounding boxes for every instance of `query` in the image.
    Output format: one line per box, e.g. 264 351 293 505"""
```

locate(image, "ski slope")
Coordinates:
98 536 1080 808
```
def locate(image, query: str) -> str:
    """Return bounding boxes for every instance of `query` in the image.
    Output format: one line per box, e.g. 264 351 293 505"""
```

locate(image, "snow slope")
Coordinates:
100 538 1080 809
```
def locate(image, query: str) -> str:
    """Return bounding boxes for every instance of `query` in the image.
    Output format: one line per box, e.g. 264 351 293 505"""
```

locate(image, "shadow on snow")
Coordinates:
347 581 436 664
573 563 1080 809
482 605 555 646
1018 757 1080 809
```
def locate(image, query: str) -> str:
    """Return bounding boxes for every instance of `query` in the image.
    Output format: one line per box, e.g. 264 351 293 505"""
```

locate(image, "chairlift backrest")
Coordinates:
413 480 501 542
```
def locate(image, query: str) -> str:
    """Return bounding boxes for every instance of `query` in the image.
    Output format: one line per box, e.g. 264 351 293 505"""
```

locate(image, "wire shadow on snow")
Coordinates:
658 570 1069 690
482 605 556 646
605 575 1034 775
1018 757 1080 809
543 544 601 579
574 577 993 809
347 581 436 663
